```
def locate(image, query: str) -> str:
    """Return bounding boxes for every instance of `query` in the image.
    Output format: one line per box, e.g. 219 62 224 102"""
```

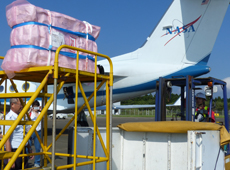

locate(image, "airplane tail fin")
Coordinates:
139 0 229 65
173 96 181 106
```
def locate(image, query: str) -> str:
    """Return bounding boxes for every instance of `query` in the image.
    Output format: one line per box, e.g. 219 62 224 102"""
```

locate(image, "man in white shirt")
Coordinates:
4 98 33 169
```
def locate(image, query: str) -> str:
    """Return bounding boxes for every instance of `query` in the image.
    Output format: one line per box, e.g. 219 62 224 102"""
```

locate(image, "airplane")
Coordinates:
0 0 229 113
60 0 229 111
0 79 181 113
89 97 182 115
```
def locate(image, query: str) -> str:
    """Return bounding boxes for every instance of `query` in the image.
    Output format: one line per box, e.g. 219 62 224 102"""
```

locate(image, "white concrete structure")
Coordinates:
69 127 225 170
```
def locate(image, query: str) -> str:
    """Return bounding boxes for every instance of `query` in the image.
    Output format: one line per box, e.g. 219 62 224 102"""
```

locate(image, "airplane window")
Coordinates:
0 86 4 93
9 85 16 92
22 82 30 91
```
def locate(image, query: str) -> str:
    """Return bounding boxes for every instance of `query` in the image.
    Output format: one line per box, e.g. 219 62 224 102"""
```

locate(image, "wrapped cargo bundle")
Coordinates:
2 0 100 78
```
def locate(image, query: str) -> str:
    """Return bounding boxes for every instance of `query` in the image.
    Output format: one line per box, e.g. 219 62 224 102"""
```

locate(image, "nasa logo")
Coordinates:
166 25 195 35
162 16 201 46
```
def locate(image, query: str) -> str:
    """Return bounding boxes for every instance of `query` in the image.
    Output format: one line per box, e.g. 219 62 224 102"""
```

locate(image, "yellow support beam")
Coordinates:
0 92 52 98
1 79 7 170
0 120 34 125
18 65 54 72
44 152 108 160
56 158 109 170
0 151 14 159
0 151 42 160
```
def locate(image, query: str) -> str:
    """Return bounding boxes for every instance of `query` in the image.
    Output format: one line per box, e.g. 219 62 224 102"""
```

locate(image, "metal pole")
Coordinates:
93 55 98 170
1 80 7 170
181 86 185 120
43 84 48 167
192 88 195 122
186 76 192 121
155 83 159 121
159 77 166 121
222 84 230 154
223 84 229 131
52 78 58 170
106 80 110 170
41 85 46 167
109 86 113 170
209 96 213 122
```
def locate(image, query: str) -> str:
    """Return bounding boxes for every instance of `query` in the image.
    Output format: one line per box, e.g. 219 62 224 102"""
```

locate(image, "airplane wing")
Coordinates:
89 97 181 111
103 72 127 78
94 105 156 110
112 74 127 79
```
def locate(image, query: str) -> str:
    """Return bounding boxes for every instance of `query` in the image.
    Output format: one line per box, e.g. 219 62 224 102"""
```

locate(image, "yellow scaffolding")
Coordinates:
0 45 113 170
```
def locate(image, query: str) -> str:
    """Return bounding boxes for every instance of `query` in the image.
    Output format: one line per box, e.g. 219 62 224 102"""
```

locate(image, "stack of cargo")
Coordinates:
2 0 101 78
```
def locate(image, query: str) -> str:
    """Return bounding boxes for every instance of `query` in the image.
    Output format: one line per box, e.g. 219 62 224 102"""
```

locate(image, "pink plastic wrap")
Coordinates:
5 0 100 38
10 25 98 56
2 0 101 78
2 48 97 79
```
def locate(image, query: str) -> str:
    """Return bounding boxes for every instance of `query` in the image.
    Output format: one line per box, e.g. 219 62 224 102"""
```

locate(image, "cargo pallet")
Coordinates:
0 45 113 170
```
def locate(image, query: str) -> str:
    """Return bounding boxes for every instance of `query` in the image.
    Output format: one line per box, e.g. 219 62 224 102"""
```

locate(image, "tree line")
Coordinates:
121 93 230 111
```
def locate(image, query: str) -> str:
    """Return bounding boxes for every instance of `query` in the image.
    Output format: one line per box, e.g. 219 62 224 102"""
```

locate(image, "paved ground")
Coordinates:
27 116 226 168
28 116 157 168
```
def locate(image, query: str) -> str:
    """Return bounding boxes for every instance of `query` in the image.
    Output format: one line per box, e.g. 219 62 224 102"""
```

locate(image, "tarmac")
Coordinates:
27 116 157 168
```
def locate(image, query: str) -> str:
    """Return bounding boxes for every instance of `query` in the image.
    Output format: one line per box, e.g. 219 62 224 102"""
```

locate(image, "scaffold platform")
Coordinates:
0 45 113 170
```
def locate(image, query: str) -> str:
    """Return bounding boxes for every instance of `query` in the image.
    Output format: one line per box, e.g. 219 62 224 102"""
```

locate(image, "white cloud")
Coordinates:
223 77 230 90
214 77 230 98
170 77 230 98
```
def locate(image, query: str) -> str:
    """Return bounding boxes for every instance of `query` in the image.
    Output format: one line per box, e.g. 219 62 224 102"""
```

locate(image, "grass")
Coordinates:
97 114 174 118
97 114 155 118
97 114 226 118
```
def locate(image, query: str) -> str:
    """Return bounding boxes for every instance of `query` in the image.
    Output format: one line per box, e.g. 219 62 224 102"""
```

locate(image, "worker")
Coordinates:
195 92 215 122
28 100 41 168
0 113 3 140
3 98 33 169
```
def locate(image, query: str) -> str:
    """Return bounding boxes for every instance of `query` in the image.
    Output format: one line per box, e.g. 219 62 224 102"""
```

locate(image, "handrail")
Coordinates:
54 45 113 85
54 45 113 170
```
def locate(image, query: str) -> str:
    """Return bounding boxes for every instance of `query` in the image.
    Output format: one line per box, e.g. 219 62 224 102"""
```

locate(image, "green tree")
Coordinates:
121 93 230 111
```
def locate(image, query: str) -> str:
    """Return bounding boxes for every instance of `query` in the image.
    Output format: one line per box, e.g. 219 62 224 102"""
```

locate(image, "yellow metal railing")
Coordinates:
53 45 113 170
0 45 113 170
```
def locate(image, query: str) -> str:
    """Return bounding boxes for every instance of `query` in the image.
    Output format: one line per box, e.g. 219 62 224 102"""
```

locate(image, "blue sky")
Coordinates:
0 0 230 96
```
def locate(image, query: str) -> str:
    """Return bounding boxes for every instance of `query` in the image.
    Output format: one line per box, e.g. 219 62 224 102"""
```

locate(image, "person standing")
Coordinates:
4 98 33 169
28 100 42 167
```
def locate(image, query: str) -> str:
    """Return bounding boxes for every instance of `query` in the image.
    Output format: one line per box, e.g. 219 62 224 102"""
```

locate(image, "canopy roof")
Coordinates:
117 121 230 146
